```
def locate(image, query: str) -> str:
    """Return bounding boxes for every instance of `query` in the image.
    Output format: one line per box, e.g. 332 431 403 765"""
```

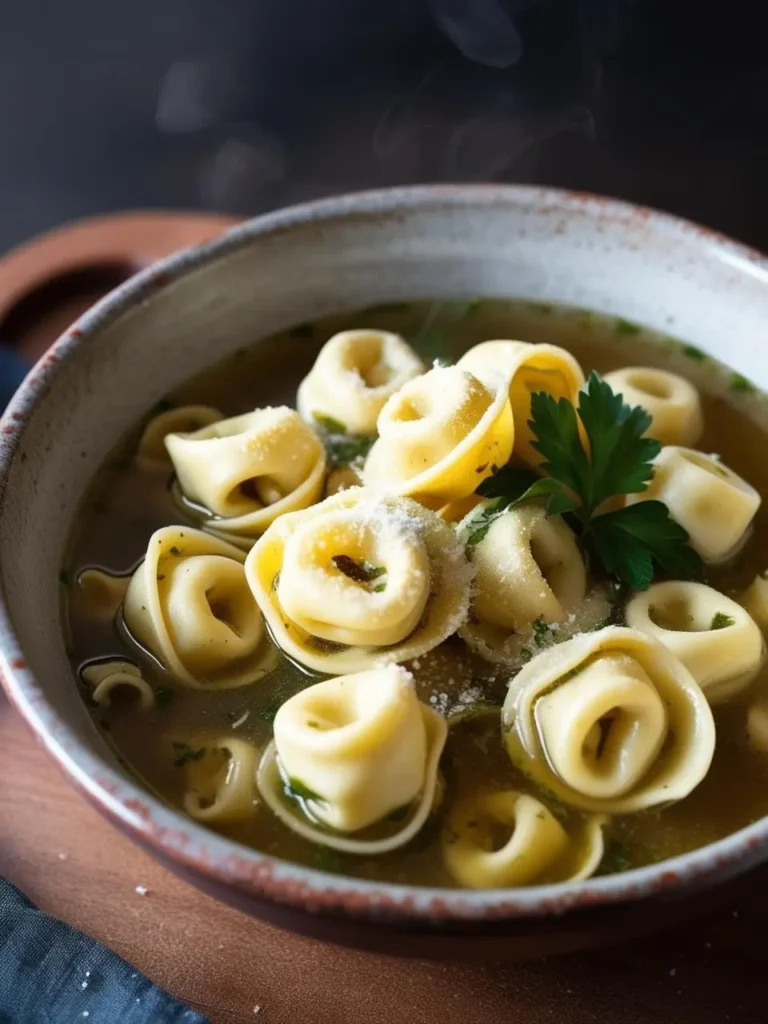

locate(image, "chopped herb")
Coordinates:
321 432 376 469
464 477 572 548
532 617 553 647
259 700 282 724
711 612 735 630
155 688 173 710
332 555 386 584
290 323 315 339
731 372 757 393
271 571 281 592
616 318 641 336
526 372 703 589
306 720 321 729
601 840 633 875
172 742 207 767
168 546 181 556
313 412 347 435
681 344 709 362
519 647 533 664
464 499 509 547
373 583 387 593
414 327 451 364
286 777 322 802
458 297 483 316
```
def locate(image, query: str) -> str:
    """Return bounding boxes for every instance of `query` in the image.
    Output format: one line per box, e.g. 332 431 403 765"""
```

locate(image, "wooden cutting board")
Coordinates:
0 213 766 1024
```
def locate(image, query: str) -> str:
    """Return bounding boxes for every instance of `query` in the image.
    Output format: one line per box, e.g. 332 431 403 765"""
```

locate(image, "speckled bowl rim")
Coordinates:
1 184 768 926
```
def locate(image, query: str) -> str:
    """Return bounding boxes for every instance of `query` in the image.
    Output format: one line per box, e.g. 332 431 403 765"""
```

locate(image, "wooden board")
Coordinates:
1 212 766 1023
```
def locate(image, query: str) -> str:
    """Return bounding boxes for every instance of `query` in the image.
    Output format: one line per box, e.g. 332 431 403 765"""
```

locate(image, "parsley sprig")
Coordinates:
473 372 703 590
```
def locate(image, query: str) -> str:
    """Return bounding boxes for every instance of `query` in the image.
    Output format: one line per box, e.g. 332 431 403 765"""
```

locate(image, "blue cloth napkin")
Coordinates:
0 879 211 1024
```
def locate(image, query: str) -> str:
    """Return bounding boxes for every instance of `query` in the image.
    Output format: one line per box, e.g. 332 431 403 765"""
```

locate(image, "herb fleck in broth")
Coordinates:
63 299 768 886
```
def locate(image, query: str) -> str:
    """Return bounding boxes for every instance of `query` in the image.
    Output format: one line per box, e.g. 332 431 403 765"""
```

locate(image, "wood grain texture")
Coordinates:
1 692 766 1024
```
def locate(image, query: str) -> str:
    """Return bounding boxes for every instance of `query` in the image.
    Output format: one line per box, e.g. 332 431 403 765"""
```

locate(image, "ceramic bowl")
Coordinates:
2 186 768 960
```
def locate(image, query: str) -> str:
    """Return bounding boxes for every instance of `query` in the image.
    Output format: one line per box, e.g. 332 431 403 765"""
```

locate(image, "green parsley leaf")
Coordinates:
531 373 660 512
576 373 660 508
616 318 641 336
172 742 206 767
711 612 735 630
681 344 709 362
530 389 590 497
731 372 757 393
590 501 702 590
524 371 702 589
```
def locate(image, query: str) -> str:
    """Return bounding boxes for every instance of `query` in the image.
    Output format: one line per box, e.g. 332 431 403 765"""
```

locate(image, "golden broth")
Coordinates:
63 299 768 884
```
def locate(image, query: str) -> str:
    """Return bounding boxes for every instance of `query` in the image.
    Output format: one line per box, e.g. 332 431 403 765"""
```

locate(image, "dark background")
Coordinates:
0 0 766 254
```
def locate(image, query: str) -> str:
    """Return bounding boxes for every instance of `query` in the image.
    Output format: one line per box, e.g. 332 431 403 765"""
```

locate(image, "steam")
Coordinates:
428 0 523 69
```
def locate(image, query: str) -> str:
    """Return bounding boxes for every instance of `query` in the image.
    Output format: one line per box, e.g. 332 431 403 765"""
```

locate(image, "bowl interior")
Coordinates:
2 186 768 918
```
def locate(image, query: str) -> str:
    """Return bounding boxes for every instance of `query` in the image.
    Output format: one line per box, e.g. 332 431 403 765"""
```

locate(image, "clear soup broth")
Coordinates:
63 299 768 886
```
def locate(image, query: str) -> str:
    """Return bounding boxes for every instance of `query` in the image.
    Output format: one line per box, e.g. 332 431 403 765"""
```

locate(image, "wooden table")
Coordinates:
1 212 767 1023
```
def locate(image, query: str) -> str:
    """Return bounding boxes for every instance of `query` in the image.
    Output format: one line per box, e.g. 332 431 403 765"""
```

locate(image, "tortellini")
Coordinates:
457 340 584 467
81 659 155 709
245 488 473 674
166 406 326 546
502 626 715 813
181 737 260 823
135 405 223 472
629 446 760 563
257 666 447 853
602 367 703 447
442 791 605 889
297 330 424 435
458 501 608 663
742 573 768 632
363 365 514 508
123 526 274 689
626 581 764 704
